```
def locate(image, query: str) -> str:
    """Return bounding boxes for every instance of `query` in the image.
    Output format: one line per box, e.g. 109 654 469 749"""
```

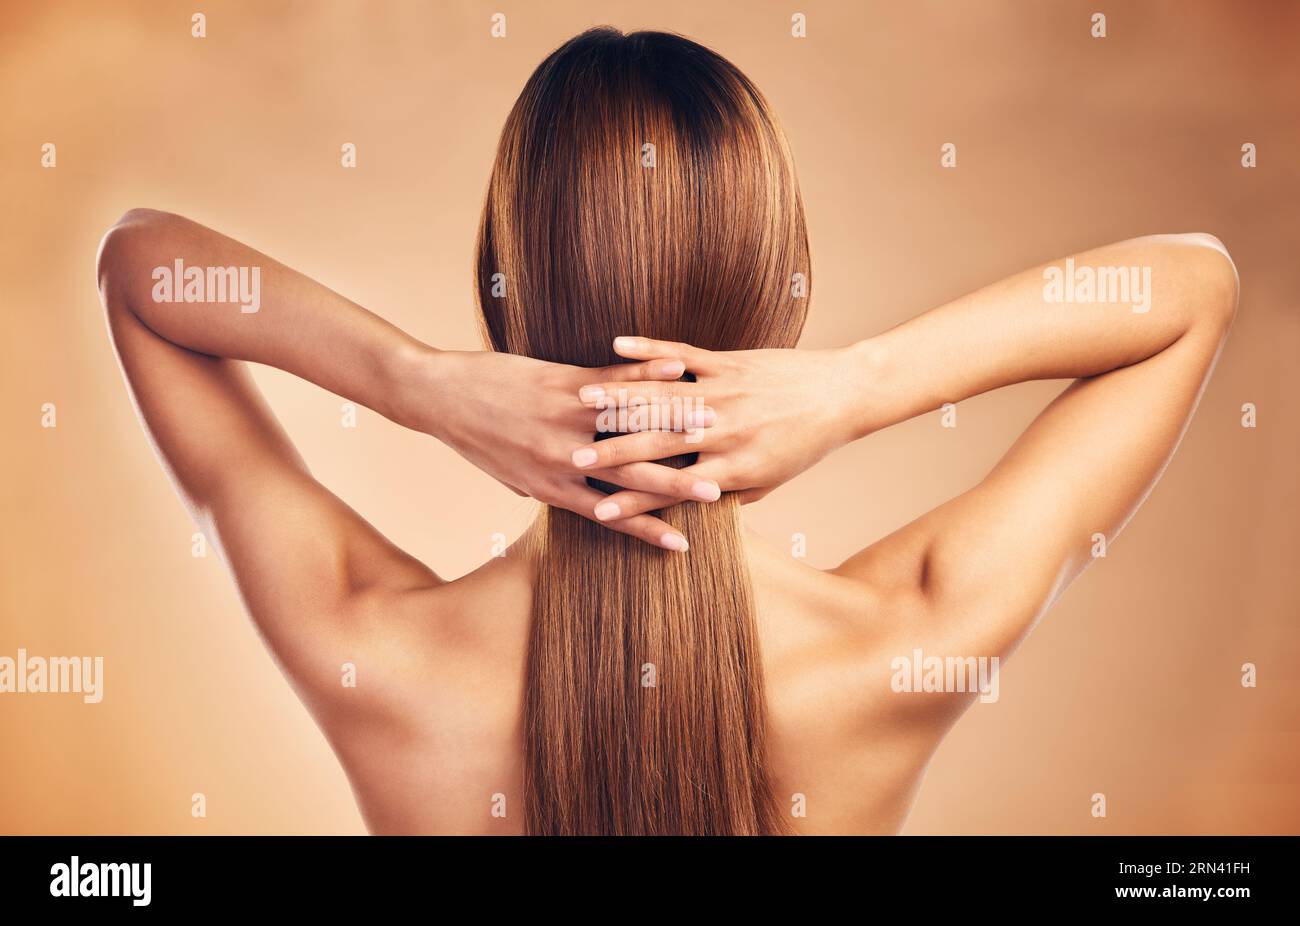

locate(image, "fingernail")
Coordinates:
692 481 721 501
572 448 598 468
594 500 621 521
579 385 605 404
657 360 685 378
614 336 637 351
686 408 716 428
660 532 689 552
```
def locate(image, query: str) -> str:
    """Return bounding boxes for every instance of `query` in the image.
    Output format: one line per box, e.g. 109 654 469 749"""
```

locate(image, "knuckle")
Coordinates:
630 521 657 542
734 453 763 484
665 430 690 453
542 402 572 426
609 463 637 484
541 485 568 507
532 486 557 506
538 438 568 463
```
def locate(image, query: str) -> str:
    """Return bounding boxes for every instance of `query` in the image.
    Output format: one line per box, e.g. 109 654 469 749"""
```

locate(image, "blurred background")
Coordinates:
1 0 1296 834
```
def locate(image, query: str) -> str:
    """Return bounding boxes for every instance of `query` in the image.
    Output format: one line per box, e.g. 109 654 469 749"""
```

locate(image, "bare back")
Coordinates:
319 526 961 836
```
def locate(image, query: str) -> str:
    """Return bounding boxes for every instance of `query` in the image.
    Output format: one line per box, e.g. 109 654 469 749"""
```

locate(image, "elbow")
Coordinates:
94 222 127 305
112 206 168 228
1178 232 1239 333
95 208 168 301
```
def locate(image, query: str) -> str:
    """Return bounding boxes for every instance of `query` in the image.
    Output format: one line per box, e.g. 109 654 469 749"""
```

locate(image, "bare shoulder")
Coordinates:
290 542 533 741
823 516 1004 721
752 529 972 728
745 532 963 833
293 544 535 833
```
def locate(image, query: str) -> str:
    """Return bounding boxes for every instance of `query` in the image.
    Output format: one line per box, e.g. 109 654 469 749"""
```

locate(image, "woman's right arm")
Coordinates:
97 208 711 553
576 233 1238 655
834 233 1237 658
95 208 714 686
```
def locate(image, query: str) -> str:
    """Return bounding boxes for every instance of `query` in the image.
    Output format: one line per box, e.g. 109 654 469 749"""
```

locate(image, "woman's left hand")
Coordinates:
397 345 723 550
567 336 869 519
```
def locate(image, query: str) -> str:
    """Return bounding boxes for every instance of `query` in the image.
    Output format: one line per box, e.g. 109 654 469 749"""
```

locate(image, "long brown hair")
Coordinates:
475 27 810 835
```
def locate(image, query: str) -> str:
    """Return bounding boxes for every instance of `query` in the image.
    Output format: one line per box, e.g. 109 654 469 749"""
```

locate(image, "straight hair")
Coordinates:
475 27 810 835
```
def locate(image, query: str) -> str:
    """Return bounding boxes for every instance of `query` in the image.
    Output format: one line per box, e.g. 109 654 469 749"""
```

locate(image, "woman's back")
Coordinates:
320 527 957 836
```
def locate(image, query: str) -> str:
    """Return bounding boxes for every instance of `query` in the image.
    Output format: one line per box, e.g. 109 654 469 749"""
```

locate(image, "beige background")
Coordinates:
1 0 1296 834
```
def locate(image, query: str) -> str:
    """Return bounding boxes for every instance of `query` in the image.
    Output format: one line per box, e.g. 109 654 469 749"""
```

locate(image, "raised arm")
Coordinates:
835 233 1238 656
95 209 714 678
96 208 435 688
576 233 1237 656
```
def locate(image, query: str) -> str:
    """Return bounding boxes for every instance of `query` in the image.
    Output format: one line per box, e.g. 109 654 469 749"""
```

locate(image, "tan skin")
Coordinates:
97 210 1237 834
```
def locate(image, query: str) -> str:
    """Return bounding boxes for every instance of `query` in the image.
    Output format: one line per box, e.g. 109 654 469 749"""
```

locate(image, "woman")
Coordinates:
96 28 1237 835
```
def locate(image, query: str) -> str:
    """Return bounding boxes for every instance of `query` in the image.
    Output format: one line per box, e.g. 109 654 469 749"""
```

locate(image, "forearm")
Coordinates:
96 208 435 428
843 233 1238 438
95 210 703 549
